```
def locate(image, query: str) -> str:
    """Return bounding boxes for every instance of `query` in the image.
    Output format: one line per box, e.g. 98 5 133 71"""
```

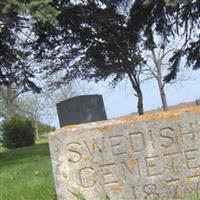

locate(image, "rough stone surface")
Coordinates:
49 106 200 200
56 95 107 127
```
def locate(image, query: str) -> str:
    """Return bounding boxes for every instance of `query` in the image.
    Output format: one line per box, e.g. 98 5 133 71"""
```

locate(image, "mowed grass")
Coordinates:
0 137 55 200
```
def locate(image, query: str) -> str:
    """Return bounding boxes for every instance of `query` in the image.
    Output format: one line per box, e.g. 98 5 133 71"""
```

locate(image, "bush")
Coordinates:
2 116 35 149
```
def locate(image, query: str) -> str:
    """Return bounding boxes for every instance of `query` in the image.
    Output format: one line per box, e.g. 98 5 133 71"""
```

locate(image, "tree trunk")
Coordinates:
155 60 168 111
128 77 144 115
125 65 144 115
34 119 39 140
136 87 144 115
6 99 16 120
5 85 15 120
157 79 168 111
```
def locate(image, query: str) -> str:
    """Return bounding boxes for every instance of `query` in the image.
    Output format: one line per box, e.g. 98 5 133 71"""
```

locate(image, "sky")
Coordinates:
51 69 200 127
81 70 200 119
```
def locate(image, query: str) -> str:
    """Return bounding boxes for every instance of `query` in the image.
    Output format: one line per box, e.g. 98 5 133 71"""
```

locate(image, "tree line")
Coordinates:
0 0 199 116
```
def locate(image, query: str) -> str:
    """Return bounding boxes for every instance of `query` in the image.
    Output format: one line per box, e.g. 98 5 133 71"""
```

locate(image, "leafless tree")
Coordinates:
142 36 191 111
0 84 28 120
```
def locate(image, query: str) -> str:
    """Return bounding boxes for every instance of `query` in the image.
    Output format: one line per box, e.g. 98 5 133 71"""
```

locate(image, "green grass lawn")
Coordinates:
0 137 55 200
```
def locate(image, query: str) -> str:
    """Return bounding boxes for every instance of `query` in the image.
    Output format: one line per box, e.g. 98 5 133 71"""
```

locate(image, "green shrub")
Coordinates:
2 115 35 149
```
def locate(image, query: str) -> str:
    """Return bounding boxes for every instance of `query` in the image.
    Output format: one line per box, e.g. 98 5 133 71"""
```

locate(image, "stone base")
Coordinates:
49 106 200 200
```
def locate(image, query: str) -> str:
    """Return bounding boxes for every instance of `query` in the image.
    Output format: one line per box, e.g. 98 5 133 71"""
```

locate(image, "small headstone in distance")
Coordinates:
56 94 107 127
196 98 200 106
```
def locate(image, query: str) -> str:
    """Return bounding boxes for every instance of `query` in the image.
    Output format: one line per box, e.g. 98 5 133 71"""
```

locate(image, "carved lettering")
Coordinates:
84 137 106 158
109 135 127 156
166 179 181 199
184 149 200 170
79 167 96 188
100 163 118 185
160 127 177 148
143 184 159 199
164 153 179 174
148 130 155 149
145 156 163 177
66 142 82 163
129 132 145 152
49 110 200 200
121 159 141 180
131 186 137 200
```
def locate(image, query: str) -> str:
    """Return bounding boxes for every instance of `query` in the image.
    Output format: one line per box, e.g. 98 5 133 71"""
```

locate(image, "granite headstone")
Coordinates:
56 95 107 127
49 106 200 200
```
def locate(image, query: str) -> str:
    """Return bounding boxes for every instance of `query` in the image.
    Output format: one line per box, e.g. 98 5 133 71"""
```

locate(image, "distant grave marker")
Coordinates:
56 95 107 127
196 99 200 106
49 107 200 200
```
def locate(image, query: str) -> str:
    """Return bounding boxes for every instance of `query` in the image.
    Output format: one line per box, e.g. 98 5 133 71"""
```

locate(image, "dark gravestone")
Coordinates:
56 95 107 127
196 98 200 106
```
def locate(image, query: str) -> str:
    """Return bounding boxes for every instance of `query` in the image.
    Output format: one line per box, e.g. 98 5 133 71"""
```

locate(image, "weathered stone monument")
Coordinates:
49 106 200 200
56 95 107 127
